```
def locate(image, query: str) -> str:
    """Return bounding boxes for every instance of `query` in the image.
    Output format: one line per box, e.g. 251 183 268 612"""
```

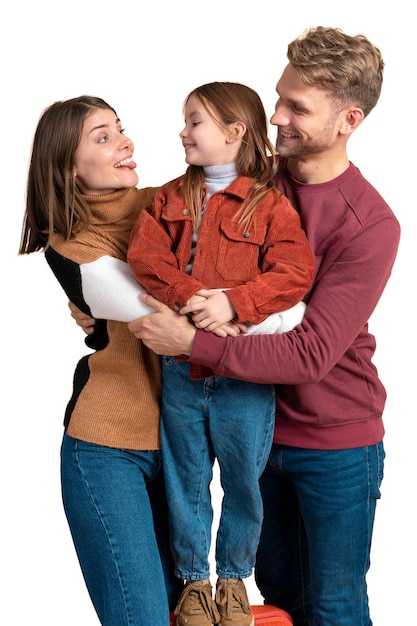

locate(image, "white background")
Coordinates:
2 1 414 624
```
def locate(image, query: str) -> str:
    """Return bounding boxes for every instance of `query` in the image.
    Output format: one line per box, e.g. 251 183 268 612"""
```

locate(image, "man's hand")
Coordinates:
68 301 96 335
127 294 197 356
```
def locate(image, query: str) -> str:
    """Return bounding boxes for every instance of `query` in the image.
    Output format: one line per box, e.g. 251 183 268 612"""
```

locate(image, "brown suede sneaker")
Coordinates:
175 581 221 626
215 579 254 626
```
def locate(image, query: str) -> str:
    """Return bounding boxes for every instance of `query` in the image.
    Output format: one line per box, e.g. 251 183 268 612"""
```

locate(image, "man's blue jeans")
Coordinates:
255 442 385 625
61 433 182 625
161 358 276 581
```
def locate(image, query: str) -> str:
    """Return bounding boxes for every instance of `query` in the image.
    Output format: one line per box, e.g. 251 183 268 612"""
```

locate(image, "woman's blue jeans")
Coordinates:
254 442 385 625
61 433 182 625
160 358 276 581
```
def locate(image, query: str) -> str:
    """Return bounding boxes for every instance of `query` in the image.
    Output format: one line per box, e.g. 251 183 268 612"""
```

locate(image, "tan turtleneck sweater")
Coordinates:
46 187 162 450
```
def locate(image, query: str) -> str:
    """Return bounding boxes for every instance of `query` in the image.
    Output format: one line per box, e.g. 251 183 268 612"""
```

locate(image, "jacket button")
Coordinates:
183 209 190 216
174 303 181 311
243 231 250 238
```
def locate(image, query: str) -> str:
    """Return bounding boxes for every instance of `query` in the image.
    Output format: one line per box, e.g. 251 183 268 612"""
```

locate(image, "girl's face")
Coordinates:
74 108 138 194
179 94 242 167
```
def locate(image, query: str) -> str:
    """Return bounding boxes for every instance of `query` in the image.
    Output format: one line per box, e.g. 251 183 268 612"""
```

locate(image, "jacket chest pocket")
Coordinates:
216 220 267 282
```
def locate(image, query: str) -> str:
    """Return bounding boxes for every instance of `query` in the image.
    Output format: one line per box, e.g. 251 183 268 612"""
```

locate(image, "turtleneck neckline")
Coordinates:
203 163 237 181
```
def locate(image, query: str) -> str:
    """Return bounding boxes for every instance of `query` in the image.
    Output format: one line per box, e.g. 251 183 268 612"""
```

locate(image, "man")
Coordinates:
74 26 400 625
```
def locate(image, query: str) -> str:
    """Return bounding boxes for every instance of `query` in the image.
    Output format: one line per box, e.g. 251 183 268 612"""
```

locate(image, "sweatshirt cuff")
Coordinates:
189 329 225 370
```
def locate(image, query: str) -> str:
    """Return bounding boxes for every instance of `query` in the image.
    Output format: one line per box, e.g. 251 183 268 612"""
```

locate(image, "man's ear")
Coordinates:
226 121 247 143
340 107 365 136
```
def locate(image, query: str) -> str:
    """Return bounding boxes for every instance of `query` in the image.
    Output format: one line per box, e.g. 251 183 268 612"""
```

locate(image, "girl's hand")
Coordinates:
181 289 236 332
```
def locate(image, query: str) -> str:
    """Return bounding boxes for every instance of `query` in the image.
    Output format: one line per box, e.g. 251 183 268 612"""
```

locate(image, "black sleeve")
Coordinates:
45 247 109 351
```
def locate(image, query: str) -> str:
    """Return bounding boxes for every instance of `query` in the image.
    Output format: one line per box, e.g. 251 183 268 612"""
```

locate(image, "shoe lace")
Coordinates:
175 583 221 623
216 580 251 620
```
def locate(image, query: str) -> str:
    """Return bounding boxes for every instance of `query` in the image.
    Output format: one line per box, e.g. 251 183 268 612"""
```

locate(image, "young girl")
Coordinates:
127 82 315 626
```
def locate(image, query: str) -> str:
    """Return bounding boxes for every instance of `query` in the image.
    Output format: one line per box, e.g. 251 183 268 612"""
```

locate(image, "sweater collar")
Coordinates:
81 188 139 226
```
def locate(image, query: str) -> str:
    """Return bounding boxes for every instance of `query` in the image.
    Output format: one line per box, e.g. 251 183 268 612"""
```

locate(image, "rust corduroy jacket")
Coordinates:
128 175 315 326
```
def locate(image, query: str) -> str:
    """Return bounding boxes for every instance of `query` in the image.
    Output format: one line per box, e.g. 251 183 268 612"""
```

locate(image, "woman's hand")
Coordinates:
68 301 96 335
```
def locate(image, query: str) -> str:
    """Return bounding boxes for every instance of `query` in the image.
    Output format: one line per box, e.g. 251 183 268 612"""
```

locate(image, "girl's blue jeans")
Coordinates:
254 442 385 625
160 357 276 581
61 432 182 625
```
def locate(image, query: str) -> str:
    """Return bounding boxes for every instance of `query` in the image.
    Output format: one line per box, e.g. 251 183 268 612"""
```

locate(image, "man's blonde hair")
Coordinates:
288 26 384 117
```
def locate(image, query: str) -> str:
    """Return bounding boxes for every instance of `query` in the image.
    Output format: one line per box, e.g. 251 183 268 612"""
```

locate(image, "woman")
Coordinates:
19 95 182 625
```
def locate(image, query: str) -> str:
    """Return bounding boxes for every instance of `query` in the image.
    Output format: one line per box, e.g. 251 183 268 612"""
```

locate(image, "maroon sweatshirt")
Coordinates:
189 161 400 450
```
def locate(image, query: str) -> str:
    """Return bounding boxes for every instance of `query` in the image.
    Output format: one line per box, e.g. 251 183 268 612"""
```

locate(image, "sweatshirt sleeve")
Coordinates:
189 209 400 385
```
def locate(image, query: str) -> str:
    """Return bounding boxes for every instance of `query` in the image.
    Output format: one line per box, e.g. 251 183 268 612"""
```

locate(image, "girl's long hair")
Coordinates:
182 82 278 232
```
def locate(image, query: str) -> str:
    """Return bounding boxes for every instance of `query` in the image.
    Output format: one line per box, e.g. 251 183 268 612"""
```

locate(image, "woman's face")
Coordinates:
74 108 138 194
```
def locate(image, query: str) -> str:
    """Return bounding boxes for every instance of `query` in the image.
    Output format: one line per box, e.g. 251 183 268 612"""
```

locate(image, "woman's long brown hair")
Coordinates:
19 95 116 254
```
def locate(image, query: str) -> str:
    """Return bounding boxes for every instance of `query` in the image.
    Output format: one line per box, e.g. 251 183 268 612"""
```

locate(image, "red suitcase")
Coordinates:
169 604 293 625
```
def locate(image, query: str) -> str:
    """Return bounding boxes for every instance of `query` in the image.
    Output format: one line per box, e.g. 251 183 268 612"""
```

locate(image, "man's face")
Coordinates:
270 63 344 158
